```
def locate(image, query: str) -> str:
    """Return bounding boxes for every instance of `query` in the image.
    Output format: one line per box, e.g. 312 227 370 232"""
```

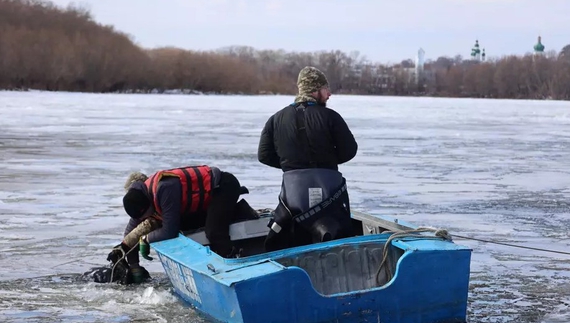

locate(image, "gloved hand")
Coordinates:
139 235 153 261
107 243 129 265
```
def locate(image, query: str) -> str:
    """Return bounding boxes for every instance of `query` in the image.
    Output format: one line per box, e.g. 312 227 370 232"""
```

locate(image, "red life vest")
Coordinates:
144 165 212 215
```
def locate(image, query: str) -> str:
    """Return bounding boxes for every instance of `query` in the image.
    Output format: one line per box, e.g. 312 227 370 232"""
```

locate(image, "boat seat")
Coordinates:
184 212 273 245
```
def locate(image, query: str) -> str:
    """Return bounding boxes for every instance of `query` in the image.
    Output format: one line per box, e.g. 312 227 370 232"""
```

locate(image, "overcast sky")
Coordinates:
51 0 568 64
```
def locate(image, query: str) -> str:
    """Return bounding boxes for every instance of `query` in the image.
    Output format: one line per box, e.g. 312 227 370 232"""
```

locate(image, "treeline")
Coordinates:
0 0 270 93
416 53 570 100
1 0 569 100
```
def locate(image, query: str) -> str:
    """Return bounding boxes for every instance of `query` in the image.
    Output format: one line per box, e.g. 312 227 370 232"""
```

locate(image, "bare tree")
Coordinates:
0 0 568 100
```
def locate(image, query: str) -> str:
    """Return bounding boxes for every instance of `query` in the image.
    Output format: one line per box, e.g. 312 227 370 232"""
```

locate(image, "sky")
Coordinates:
50 0 569 64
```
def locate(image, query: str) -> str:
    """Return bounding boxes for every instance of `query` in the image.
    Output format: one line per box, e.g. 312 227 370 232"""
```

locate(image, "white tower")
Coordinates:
415 48 425 85
415 48 425 71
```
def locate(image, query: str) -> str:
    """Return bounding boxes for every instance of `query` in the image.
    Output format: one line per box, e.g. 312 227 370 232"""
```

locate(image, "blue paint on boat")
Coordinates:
151 212 471 323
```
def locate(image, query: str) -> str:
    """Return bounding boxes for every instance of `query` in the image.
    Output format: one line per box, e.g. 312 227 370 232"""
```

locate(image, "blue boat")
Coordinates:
151 210 472 323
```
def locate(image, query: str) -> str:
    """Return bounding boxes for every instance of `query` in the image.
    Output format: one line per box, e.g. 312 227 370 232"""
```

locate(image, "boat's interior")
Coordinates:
183 197 408 294
274 241 404 294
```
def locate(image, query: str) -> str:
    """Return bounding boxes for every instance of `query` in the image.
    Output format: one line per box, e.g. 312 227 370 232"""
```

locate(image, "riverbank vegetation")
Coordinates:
1 0 569 100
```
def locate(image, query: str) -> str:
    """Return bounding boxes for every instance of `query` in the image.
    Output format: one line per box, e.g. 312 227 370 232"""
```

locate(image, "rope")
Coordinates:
375 227 453 286
108 217 161 282
374 226 570 287
452 234 570 256
109 243 139 283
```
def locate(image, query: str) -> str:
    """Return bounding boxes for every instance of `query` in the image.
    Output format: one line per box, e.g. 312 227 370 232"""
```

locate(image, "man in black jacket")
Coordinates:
258 66 358 251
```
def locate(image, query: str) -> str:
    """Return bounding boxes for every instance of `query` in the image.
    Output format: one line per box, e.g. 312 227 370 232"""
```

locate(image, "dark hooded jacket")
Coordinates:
258 101 358 172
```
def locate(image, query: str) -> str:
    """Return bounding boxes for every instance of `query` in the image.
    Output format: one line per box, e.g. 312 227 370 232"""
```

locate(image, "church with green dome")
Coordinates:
470 40 485 62
534 36 545 55
469 36 545 61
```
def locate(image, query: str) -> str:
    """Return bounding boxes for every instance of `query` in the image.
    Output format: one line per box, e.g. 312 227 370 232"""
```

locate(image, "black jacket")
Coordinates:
258 102 358 172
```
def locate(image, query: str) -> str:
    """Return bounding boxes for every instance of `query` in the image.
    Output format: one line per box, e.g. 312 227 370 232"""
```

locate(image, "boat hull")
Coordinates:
153 230 471 323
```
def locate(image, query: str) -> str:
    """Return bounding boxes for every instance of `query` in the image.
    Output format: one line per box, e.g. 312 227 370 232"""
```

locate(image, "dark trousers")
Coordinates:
204 172 241 256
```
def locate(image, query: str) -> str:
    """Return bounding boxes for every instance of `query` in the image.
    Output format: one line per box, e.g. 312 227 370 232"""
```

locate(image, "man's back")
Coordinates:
258 102 357 172
259 66 358 251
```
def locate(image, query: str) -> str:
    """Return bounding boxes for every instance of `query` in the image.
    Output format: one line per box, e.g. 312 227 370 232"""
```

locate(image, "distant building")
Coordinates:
470 39 483 61
415 48 425 84
534 36 545 55
390 48 434 89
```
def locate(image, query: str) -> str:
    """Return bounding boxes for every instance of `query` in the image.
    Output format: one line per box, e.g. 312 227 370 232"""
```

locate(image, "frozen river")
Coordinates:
1 91 569 322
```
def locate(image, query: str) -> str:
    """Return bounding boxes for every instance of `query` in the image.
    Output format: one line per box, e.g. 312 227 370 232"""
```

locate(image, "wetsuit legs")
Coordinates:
205 172 241 256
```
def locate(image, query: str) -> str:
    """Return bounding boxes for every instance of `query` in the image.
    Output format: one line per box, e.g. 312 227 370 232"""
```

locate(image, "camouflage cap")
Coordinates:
297 66 329 95
124 171 148 191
